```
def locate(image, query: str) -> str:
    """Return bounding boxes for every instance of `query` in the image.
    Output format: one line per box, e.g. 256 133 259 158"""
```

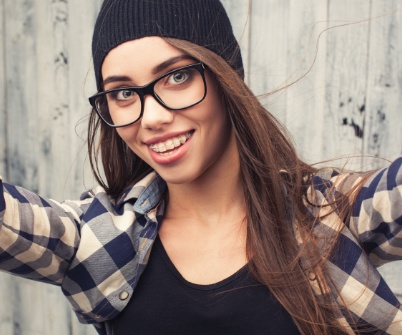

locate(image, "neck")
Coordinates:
164 148 246 229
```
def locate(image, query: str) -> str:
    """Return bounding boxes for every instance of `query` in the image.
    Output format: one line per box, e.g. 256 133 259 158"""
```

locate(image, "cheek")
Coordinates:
205 91 230 131
203 77 227 121
116 126 141 152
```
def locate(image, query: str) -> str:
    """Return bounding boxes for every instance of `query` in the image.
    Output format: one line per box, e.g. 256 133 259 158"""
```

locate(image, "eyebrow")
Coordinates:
152 55 195 74
101 54 196 88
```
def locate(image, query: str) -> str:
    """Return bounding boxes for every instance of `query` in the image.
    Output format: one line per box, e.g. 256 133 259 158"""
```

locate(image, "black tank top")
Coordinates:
111 236 300 334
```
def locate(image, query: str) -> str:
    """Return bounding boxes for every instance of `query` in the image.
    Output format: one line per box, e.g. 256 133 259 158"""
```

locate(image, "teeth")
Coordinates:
149 132 192 153
166 140 174 150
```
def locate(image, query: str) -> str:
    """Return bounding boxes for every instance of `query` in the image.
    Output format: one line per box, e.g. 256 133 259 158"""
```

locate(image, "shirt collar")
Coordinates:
114 171 167 215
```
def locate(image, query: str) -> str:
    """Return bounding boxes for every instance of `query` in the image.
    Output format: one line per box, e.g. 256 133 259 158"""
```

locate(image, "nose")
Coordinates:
140 95 174 129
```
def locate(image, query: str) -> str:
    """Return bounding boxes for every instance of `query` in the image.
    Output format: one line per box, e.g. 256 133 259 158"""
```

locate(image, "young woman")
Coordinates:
1 0 401 334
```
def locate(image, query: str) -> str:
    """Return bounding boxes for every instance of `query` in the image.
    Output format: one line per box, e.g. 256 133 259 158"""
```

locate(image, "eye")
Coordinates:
167 70 190 85
115 89 136 101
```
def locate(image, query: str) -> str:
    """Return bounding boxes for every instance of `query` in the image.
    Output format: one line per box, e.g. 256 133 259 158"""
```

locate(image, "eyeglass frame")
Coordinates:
88 62 207 128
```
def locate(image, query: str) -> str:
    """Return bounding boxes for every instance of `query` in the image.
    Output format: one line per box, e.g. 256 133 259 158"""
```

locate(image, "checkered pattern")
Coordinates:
0 157 401 334
304 157 402 334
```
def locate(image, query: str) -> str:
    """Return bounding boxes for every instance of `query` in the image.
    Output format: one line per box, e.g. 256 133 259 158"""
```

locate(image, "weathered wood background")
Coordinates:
0 0 401 334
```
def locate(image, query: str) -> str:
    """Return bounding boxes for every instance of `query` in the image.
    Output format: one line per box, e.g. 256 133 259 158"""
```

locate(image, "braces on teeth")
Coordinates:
149 132 192 153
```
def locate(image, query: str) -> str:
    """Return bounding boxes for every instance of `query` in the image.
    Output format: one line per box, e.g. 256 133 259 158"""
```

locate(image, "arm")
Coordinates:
1 172 160 326
0 177 91 285
349 157 402 267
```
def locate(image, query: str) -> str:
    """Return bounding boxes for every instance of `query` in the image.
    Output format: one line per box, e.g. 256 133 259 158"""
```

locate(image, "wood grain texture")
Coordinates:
280 0 328 163
0 0 7 178
1 1 100 334
221 0 251 83
323 0 371 167
247 0 290 122
364 0 402 166
4 0 39 192
0 1 401 334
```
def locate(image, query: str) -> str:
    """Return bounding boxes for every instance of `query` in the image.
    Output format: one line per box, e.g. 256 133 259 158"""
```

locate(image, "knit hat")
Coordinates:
92 0 244 89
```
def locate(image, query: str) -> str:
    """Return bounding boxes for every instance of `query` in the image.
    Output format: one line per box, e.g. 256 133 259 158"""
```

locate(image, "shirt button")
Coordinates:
308 271 317 281
119 290 130 300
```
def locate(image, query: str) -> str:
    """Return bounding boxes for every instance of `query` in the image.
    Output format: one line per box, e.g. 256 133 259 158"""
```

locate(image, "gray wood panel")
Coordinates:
364 0 402 167
0 1 401 334
0 0 6 179
1 1 101 334
323 0 371 166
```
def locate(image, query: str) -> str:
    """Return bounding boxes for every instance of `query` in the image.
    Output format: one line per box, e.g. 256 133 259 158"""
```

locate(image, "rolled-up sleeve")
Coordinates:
0 178 91 285
349 157 402 266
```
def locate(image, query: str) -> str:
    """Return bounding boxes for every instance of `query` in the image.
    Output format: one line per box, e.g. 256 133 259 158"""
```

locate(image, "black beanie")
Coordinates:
92 0 244 90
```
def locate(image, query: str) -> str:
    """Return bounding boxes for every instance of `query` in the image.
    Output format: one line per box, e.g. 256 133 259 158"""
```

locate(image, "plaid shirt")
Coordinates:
0 157 401 335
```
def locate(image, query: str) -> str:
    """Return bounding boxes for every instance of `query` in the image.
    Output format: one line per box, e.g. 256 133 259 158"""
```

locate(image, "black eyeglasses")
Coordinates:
88 63 207 128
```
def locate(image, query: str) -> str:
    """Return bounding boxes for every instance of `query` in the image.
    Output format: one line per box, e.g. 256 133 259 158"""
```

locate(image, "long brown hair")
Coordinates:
88 38 362 334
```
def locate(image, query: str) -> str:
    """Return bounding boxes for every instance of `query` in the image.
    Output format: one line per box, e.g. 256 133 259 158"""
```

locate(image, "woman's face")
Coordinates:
101 37 238 185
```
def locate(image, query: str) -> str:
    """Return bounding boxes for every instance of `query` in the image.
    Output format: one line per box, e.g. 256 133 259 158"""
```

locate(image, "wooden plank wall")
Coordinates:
0 1 401 334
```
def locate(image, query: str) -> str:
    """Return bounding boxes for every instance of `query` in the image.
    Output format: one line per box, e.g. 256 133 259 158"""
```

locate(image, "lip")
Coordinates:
147 131 193 165
144 130 194 146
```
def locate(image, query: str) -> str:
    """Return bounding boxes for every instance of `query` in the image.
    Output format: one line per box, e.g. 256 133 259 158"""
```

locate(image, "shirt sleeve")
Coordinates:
348 157 402 267
0 177 92 285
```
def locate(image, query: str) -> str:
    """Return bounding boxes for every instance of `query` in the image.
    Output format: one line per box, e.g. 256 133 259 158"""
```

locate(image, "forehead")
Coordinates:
101 36 185 81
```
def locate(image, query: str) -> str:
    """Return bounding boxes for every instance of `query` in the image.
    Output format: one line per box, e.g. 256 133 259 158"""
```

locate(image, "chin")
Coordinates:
158 174 193 185
156 168 204 185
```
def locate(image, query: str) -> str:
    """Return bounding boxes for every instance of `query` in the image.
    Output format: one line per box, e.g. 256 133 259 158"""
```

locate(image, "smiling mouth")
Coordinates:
149 131 193 153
